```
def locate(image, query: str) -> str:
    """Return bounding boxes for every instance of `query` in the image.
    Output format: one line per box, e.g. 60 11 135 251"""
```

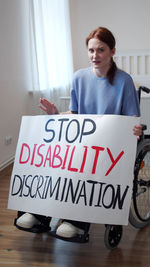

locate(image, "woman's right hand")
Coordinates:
39 98 59 115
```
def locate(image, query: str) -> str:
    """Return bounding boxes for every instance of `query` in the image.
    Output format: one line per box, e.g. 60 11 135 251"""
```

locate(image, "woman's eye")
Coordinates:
98 48 104 53
88 48 104 53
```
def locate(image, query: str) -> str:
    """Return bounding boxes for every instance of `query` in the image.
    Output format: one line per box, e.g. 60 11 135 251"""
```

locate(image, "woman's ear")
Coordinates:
111 47 116 57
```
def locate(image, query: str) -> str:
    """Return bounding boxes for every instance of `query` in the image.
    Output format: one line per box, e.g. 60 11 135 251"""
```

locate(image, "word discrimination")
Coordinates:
11 174 129 210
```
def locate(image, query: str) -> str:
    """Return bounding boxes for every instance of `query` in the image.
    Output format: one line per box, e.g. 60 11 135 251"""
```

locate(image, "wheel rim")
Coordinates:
133 145 150 222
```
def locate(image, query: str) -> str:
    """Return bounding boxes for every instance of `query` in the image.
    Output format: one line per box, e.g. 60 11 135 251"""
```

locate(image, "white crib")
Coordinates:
114 50 150 97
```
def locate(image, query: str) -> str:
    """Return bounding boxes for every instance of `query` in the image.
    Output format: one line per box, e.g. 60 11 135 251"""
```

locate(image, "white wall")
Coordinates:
0 0 39 169
69 0 150 71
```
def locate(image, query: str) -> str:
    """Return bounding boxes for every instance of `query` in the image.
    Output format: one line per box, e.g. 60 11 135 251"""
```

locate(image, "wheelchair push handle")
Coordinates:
139 86 150 94
138 86 150 103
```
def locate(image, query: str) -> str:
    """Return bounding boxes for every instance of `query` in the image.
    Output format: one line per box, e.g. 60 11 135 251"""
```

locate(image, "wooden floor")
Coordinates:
1 165 150 267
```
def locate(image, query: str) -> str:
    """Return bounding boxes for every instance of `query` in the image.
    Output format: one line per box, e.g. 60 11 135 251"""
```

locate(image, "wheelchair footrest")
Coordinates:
50 230 89 243
14 218 51 233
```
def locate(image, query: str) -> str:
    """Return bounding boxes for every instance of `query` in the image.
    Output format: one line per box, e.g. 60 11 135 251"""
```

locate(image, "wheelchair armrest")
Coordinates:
141 124 147 131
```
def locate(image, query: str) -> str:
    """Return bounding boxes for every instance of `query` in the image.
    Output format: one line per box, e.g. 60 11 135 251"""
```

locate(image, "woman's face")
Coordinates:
88 38 115 75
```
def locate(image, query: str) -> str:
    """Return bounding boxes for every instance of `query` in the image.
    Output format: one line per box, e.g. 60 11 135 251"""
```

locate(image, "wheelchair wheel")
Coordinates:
129 139 150 228
104 225 123 249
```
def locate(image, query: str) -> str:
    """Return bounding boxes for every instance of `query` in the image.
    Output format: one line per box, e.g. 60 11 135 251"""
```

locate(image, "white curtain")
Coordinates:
29 0 73 111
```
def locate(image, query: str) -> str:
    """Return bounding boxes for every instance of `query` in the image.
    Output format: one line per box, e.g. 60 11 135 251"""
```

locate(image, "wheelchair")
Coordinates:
14 86 150 249
104 86 150 249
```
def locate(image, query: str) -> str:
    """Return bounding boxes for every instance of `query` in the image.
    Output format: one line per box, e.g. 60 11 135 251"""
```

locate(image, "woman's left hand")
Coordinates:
133 124 142 138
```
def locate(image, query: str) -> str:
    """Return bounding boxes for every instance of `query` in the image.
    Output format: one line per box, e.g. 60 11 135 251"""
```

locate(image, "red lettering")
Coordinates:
91 146 105 174
30 144 37 165
79 146 88 173
68 146 78 172
61 145 71 169
43 145 52 167
105 148 124 176
19 143 30 164
35 144 45 167
52 145 63 168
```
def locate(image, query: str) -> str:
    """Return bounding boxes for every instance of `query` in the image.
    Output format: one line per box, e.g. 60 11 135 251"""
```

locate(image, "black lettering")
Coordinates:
30 175 39 198
79 119 96 143
44 176 61 200
58 118 69 141
43 119 55 143
42 176 51 199
18 175 26 197
11 174 23 196
60 178 68 201
102 184 115 209
76 181 87 205
66 119 80 143
95 182 106 207
112 185 129 209
87 180 98 206
35 175 44 199
64 179 81 203
23 174 32 197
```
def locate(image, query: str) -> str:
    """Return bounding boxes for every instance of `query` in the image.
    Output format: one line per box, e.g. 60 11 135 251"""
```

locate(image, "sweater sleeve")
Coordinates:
121 76 140 116
69 75 78 112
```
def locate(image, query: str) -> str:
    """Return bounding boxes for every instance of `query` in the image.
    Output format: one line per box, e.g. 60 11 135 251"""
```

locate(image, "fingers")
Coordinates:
133 115 142 138
39 98 59 114
39 104 47 112
40 98 47 105
40 98 52 107
133 125 142 137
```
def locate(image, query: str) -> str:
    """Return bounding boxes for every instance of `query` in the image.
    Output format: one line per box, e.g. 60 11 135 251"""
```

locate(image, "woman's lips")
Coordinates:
93 61 100 64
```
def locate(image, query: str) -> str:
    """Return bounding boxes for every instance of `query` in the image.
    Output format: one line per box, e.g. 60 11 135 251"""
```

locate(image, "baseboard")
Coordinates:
0 156 14 171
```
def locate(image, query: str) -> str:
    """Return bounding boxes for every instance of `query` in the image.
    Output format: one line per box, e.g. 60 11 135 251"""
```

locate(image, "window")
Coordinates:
29 0 73 92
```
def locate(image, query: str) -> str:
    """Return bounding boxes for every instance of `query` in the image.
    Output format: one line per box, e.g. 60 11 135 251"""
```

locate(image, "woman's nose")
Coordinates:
93 51 98 58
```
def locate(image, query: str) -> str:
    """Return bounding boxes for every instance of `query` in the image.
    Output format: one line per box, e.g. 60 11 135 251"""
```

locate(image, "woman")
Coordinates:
15 27 142 240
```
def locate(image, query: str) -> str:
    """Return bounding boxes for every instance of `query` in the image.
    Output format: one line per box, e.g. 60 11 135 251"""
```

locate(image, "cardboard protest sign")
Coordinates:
8 114 139 225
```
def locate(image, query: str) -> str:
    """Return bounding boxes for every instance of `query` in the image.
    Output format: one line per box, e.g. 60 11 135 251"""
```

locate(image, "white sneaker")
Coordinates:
16 213 40 229
56 222 81 238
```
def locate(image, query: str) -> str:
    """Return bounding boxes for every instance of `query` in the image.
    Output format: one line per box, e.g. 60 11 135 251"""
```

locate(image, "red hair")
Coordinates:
86 27 117 84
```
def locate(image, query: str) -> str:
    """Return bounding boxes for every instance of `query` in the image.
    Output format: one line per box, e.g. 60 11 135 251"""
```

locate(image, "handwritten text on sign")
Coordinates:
8 115 139 225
